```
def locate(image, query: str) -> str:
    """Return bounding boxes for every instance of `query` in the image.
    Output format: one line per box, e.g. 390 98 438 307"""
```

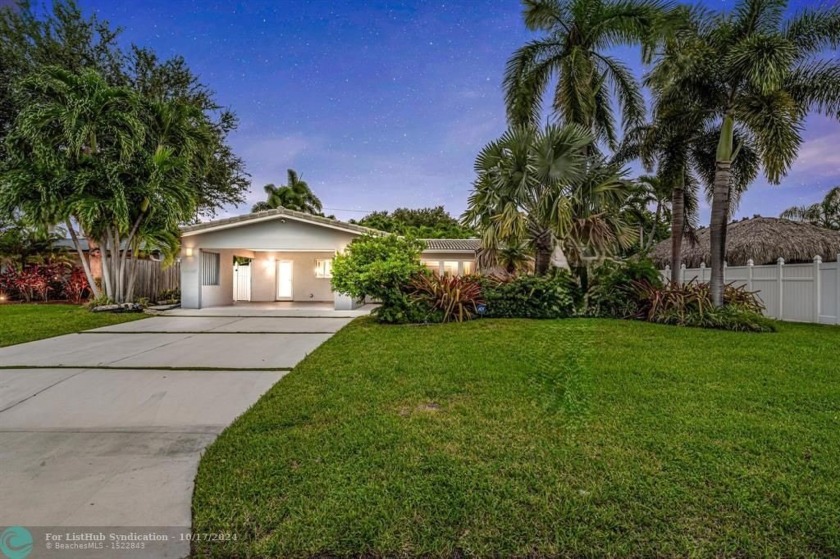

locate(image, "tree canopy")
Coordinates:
351 206 475 239
251 169 323 215
0 0 250 302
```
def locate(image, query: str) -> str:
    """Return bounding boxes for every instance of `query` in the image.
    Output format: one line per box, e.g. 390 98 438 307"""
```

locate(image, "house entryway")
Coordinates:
277 260 293 300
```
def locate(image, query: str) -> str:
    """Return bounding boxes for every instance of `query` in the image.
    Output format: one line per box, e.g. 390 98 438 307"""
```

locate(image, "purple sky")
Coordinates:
73 0 840 222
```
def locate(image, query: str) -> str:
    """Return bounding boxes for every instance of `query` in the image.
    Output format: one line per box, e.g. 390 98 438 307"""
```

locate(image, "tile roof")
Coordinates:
421 238 481 252
181 207 380 236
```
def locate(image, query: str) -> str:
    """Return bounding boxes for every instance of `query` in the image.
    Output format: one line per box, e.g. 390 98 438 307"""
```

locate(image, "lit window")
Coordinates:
443 261 459 276
315 258 333 278
463 261 474 275
422 260 440 273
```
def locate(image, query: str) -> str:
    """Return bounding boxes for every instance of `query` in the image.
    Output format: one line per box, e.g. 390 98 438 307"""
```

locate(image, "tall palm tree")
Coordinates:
462 124 636 276
619 114 759 282
251 169 323 215
649 0 840 305
624 174 671 253
503 0 672 148
781 187 840 230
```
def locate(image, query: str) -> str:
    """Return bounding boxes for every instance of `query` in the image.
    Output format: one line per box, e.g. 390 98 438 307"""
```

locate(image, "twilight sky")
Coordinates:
75 0 839 223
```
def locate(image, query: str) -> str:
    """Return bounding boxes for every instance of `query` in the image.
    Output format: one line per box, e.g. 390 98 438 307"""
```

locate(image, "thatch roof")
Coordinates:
649 216 840 267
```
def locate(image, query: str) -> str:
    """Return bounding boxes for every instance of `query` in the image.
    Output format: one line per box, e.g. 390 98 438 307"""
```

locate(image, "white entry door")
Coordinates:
277 260 293 300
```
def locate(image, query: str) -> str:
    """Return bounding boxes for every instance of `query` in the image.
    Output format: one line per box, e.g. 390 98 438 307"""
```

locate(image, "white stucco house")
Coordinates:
179 207 480 310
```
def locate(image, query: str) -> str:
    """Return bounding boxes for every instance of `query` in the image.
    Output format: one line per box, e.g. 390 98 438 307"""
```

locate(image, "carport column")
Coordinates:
180 245 201 309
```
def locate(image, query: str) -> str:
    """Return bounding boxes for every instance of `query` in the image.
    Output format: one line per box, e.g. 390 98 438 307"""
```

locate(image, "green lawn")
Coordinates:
0 303 147 347
193 318 840 558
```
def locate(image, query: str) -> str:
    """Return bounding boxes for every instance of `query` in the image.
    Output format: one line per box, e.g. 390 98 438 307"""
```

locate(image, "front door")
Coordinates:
277 260 293 300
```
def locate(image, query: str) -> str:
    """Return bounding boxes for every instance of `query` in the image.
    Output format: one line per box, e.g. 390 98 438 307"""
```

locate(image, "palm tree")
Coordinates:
251 169 323 215
623 174 671 253
781 187 840 230
619 113 760 282
1 66 144 299
649 1 840 305
1 66 212 302
462 124 636 276
503 0 672 148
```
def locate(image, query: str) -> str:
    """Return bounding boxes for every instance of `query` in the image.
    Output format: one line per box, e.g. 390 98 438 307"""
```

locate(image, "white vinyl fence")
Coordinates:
662 255 840 325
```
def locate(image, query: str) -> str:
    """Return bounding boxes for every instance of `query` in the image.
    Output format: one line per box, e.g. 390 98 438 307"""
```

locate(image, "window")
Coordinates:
443 261 459 276
422 260 440 273
201 252 220 286
463 261 474 275
315 258 333 279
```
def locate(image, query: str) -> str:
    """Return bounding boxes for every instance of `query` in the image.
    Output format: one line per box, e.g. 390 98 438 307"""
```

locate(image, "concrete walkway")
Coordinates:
0 313 361 558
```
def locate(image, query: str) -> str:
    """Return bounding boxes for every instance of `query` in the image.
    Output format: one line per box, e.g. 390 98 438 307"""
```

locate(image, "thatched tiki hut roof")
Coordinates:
649 216 840 268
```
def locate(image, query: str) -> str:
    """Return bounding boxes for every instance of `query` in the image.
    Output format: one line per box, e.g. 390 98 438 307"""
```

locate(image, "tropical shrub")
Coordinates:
14 266 52 302
634 280 775 332
63 267 90 304
410 273 484 323
479 273 575 319
587 259 662 318
332 234 427 323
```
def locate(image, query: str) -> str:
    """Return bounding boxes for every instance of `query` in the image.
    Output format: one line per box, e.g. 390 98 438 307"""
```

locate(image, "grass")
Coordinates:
193 318 840 558
0 303 147 347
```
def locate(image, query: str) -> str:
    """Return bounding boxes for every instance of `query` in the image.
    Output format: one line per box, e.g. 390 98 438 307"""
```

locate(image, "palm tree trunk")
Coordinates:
65 219 100 299
535 245 551 275
669 184 684 284
100 234 113 300
710 115 735 307
710 162 732 306
646 201 662 252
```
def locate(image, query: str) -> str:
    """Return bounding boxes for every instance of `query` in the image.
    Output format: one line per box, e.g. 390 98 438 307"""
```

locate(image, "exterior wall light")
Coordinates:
185 247 194 257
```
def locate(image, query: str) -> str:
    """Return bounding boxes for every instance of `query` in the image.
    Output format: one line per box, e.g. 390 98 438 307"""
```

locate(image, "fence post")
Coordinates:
777 257 785 320
723 261 728 284
680 263 686 285
699 262 706 282
814 255 822 323
664 264 671 283
836 254 840 325
747 259 754 292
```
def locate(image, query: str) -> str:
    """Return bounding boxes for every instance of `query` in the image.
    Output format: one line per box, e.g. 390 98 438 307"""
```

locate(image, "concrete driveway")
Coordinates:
0 313 356 558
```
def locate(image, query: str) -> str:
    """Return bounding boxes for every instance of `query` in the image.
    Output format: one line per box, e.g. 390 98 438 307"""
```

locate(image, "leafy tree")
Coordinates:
781 187 840 230
251 169 322 214
0 1 249 302
503 0 672 148
649 0 840 305
1 67 213 302
0 218 66 268
352 206 475 238
331 234 426 323
463 124 636 276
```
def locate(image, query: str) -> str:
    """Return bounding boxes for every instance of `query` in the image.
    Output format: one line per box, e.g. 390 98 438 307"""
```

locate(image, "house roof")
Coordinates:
421 238 481 252
181 207 380 237
650 216 840 266
180 207 482 254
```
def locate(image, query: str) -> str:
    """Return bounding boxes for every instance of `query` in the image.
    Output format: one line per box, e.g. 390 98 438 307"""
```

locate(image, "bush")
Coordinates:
410 273 484 323
587 259 662 318
634 280 775 332
331 234 427 323
63 267 90 304
479 273 575 319
157 288 180 302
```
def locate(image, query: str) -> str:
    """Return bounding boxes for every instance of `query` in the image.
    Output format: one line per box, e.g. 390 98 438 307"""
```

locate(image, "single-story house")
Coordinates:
179 207 480 310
